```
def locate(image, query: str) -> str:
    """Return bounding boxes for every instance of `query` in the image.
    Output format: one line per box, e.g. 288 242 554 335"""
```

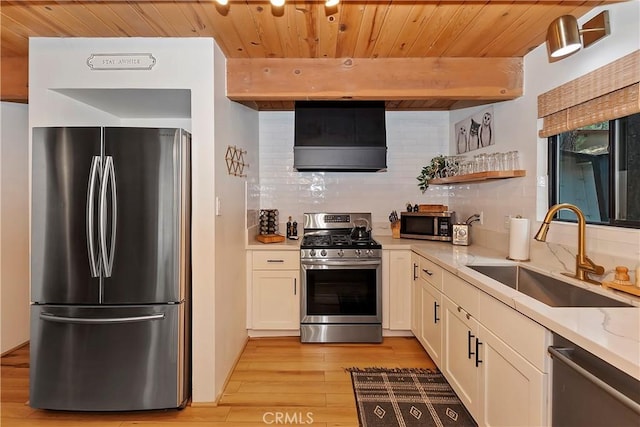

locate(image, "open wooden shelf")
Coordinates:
428 170 526 185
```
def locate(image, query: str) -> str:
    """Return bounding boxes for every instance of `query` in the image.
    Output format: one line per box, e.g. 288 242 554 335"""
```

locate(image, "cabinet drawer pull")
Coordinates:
468 330 475 359
267 259 285 263
413 263 418 280
422 268 434 276
475 339 483 367
294 278 297 295
457 306 462 312
466 312 471 320
434 301 440 324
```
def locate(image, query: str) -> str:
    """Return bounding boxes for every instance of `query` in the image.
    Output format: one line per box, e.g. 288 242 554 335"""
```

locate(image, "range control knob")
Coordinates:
338 249 344 257
320 249 327 257
309 249 316 257
355 249 362 257
366 249 373 256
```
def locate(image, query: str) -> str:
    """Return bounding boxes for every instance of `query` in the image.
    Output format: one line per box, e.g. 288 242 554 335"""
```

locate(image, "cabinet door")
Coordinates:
442 296 480 419
479 325 548 427
252 270 300 329
421 281 442 366
410 252 422 340
388 250 412 330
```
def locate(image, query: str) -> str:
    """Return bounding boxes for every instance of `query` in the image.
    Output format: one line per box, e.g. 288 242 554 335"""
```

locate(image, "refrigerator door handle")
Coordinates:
86 156 102 277
40 312 165 324
99 156 117 277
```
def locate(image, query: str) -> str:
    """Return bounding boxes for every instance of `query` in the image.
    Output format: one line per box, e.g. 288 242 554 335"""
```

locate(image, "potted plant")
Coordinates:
417 155 446 193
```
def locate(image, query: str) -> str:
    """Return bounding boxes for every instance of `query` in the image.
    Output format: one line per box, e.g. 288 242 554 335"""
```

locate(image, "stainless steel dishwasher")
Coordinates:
549 334 640 427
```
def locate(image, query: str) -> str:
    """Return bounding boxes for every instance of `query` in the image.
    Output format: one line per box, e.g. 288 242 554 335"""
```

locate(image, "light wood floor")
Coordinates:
1 337 434 426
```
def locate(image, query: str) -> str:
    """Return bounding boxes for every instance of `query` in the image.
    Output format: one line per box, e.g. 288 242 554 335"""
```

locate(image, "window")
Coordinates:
548 113 640 228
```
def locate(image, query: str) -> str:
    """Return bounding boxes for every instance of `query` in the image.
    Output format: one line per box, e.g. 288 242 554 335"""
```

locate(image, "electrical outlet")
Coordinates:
216 197 221 216
504 215 511 229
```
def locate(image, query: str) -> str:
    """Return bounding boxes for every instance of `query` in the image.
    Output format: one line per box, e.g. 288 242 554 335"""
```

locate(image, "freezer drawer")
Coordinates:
29 304 188 411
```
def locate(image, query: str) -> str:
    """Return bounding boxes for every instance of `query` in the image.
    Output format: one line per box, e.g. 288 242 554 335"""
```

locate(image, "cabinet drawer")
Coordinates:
252 251 299 270
443 270 478 316
419 256 443 290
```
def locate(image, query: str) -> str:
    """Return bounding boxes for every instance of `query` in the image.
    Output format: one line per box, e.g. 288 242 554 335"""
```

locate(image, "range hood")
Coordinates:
293 101 387 172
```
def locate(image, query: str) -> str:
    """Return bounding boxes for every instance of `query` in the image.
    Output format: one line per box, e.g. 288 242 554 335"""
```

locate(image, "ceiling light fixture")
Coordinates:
325 0 339 7
270 0 285 6
215 0 228 5
546 11 610 60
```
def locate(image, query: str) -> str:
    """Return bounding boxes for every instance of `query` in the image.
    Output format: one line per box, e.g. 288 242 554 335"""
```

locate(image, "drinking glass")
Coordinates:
508 151 520 170
500 152 510 170
487 153 499 171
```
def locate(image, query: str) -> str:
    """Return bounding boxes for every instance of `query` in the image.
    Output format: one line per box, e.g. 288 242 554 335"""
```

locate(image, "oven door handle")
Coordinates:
301 260 381 267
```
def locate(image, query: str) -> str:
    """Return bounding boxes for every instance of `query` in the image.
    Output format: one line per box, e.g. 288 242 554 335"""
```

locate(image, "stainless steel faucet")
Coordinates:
534 203 605 285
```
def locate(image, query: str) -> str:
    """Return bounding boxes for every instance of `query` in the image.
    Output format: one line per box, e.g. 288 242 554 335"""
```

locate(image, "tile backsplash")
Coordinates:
258 110 450 232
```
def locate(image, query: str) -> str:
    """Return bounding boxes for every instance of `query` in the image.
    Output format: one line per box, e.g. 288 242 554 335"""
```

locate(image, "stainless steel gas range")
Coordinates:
300 213 382 343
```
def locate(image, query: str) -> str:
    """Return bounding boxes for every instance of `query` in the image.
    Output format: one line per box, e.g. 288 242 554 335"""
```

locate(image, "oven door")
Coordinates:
300 260 381 324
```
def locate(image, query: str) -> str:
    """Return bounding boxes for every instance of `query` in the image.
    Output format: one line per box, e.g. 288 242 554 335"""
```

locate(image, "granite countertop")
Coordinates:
245 233 640 379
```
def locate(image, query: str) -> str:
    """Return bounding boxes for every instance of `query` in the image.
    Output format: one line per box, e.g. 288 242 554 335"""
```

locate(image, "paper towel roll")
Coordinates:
508 217 530 261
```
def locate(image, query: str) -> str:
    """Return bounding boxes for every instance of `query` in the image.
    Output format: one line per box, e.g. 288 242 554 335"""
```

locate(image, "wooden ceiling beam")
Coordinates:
1 56 29 102
227 57 523 102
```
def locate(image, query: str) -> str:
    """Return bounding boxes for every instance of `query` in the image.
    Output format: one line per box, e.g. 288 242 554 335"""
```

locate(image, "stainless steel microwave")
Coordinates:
400 211 455 241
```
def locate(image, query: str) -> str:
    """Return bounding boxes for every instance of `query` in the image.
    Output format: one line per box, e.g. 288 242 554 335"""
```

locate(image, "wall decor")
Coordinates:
225 145 248 177
87 53 156 71
455 106 495 154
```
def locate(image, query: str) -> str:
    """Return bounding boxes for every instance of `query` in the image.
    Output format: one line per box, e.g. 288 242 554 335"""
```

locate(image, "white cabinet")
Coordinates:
420 279 443 366
417 263 550 427
442 273 481 419
411 252 444 365
250 250 300 330
387 249 412 330
410 252 422 340
477 291 549 427
478 325 547 427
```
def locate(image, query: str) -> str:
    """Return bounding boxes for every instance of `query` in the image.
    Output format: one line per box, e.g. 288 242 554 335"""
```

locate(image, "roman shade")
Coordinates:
538 50 640 137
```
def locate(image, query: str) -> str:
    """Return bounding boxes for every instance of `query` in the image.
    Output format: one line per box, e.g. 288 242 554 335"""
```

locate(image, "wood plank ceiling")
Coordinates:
0 0 620 110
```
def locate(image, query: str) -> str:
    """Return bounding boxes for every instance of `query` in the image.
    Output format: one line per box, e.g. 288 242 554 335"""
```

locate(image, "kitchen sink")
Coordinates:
467 265 632 307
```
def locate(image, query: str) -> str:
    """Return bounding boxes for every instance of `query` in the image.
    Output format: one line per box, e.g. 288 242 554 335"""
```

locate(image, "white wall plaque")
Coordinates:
87 53 156 71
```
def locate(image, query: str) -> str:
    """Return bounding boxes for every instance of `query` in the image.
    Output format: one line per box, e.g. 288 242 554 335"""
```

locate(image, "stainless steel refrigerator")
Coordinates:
30 127 191 411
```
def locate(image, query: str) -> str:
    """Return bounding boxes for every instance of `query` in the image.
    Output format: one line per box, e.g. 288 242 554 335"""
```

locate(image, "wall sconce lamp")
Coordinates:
546 11 610 59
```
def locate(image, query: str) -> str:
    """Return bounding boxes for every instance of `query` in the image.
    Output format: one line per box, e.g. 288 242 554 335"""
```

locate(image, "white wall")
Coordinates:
0 102 30 354
448 0 640 273
29 37 218 402
258 110 449 234
213 44 258 396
